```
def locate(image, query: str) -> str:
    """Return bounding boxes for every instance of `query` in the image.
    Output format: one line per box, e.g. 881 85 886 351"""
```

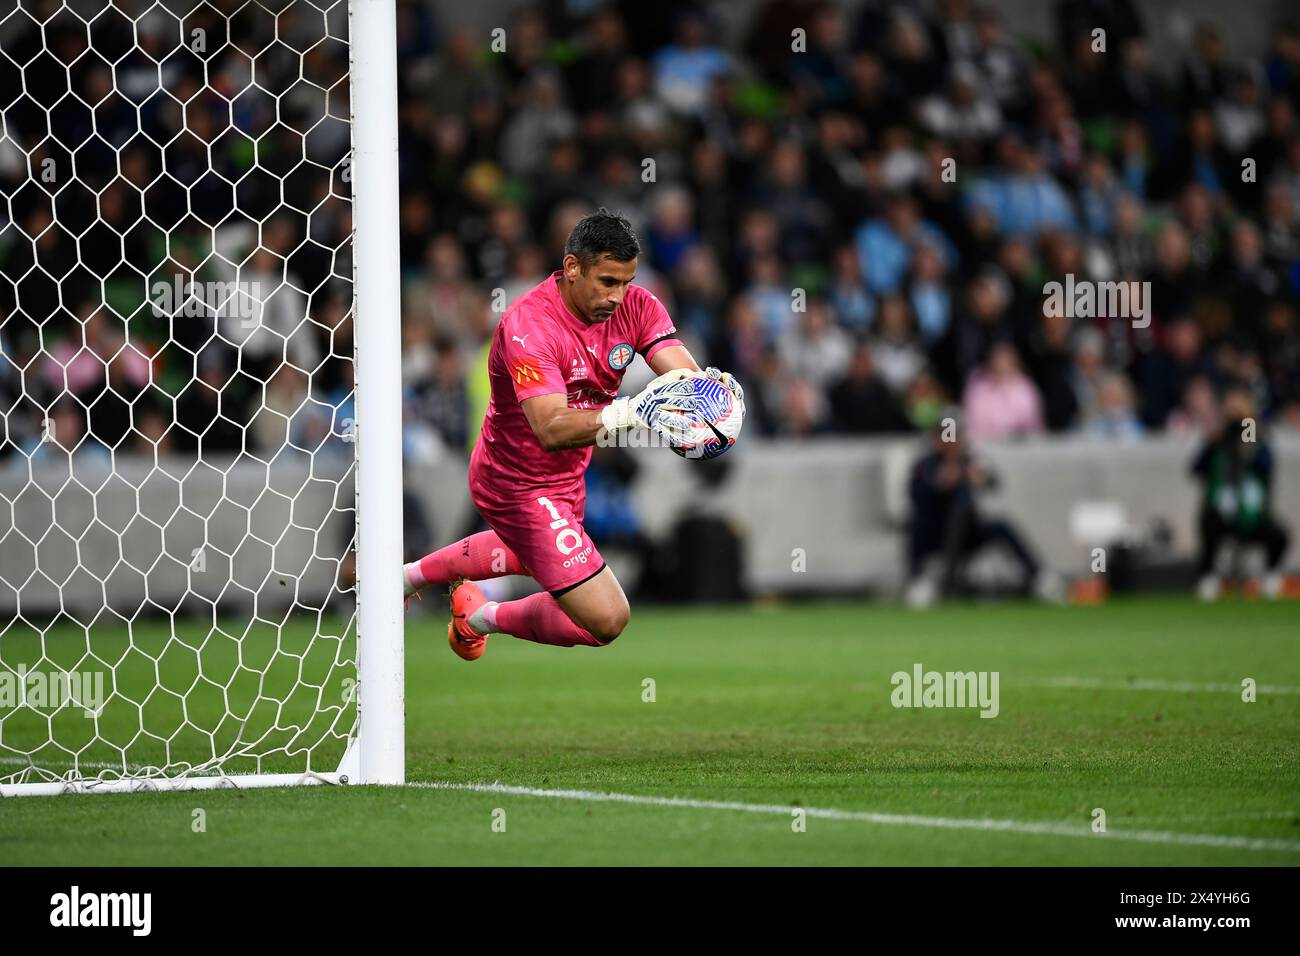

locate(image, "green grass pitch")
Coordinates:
1 597 1298 865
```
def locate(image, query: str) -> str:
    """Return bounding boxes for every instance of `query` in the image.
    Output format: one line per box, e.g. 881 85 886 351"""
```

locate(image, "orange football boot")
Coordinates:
447 579 489 661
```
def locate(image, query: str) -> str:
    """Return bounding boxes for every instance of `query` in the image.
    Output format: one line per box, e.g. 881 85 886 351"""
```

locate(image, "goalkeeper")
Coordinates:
402 208 742 659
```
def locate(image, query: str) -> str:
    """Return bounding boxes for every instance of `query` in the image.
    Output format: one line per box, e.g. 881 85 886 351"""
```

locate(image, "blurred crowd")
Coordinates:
0 2 353 465
395 0 1300 454
3 0 1300 466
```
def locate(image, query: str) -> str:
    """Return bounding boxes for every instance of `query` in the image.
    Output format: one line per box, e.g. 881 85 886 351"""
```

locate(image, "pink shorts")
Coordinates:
470 474 606 596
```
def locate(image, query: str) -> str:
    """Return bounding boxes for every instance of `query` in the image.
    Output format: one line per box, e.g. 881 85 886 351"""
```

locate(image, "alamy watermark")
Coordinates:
0 665 105 717
50 886 151 936
595 425 712 459
890 663 1000 718
150 276 261 325
1042 274 1150 329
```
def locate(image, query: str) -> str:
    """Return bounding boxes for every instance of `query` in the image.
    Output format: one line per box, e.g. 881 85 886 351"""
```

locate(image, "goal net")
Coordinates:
0 0 404 795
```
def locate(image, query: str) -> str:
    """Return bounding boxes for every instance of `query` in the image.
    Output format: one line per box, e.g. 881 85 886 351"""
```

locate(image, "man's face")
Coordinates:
1223 390 1254 425
564 253 637 323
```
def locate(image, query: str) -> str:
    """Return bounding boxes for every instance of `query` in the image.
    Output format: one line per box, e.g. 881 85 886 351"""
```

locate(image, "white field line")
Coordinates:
5 755 1295 852
1024 677 1300 695
0 756 132 771
1117 811 1300 825
411 781 1300 854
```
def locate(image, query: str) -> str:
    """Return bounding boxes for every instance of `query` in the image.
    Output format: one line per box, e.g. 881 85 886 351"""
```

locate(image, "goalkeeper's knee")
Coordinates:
585 602 630 646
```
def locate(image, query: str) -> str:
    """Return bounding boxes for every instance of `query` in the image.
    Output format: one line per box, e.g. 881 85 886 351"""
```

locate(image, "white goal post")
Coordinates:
349 0 404 789
0 0 403 795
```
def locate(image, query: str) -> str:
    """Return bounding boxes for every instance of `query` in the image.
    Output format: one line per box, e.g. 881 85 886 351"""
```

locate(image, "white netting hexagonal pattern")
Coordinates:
0 0 358 790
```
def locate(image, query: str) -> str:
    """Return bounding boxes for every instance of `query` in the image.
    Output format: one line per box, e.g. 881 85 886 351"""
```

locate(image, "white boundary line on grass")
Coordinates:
1025 677 1300 695
4 755 1294 853
0 757 129 770
412 781 1300 854
1119 811 1300 824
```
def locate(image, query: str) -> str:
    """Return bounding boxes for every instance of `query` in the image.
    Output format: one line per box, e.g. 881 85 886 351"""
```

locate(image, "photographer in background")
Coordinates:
1192 387 1291 599
905 418 1062 608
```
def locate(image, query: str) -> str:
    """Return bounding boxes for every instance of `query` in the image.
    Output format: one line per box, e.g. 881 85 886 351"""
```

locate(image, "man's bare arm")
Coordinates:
521 347 702 452
648 345 700 376
520 393 604 451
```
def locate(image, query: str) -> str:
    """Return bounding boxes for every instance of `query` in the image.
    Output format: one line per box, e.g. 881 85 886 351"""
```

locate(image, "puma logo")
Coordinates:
586 345 597 356
512 334 530 349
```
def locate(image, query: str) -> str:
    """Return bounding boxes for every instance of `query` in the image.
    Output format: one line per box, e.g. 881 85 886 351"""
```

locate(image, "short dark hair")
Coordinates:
564 207 640 270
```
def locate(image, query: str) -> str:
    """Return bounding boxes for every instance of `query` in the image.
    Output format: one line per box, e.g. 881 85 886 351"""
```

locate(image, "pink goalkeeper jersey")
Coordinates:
470 270 683 495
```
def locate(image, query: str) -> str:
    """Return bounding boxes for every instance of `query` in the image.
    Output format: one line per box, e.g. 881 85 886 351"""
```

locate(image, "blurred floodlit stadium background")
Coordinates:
1 0 1298 612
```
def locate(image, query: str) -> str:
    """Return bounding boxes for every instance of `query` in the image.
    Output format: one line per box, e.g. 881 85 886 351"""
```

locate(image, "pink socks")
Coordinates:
493 592 604 647
404 531 526 592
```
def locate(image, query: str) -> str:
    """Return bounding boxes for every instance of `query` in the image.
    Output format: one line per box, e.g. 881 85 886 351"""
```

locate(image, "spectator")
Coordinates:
412 338 470 453
1114 35 1168 120
870 295 928 395
785 2 852 107
20 398 110 470
918 60 1003 148
742 253 796 343
755 140 834 266
566 10 631 115
1167 374 1221 435
963 342 1045 440
646 187 699 274
1261 182 1300 271
1146 220 1200 329
780 376 830 436
971 5 1031 115
131 407 173 457
1024 304 1081 431
1221 221 1283 351
1260 300 1300 411
1116 118 1154 198
1180 22 1231 105
1084 372 1144 441
884 9 943 100
967 135 1078 236
907 242 954 344
222 243 317 384
780 298 853 391
829 346 910 434
672 244 728 343
855 192 955 295
1070 326 1109 423
1109 192 1155 277
652 9 731 117
1079 152 1124 238
1136 318 1213 426
935 269 1015 391
829 244 875 336
250 366 311 456
904 369 949 431
1156 109 1231 202
405 235 485 352
175 354 247 456
1215 67 1267 156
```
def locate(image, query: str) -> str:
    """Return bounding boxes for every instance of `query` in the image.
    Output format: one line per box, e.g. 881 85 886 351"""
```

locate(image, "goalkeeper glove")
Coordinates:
703 366 745 406
600 367 696 436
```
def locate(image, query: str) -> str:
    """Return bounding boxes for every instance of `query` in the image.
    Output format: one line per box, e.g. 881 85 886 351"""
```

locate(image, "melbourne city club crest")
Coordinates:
608 342 634 370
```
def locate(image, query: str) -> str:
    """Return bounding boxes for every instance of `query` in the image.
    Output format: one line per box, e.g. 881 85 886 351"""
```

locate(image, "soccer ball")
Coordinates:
665 372 745 460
